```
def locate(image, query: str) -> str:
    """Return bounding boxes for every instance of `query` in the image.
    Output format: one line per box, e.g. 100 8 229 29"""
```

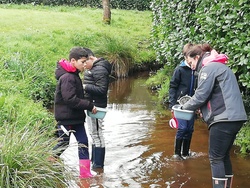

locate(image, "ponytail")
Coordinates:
187 43 213 58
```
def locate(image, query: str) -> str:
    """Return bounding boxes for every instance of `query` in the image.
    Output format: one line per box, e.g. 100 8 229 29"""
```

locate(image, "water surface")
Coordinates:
82 73 250 188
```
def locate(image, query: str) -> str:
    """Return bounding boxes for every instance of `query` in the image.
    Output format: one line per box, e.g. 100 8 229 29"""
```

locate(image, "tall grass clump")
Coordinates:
0 123 73 187
95 35 135 78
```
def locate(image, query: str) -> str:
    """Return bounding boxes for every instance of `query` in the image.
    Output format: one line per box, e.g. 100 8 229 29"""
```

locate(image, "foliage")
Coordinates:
0 0 151 10
0 123 72 187
145 65 171 104
150 0 250 92
1 53 55 108
234 123 250 155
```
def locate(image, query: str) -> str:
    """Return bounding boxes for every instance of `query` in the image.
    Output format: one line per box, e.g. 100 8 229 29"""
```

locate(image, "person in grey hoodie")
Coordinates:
182 43 247 188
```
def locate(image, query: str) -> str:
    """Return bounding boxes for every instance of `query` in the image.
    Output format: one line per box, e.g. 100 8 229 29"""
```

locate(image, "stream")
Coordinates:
80 72 250 188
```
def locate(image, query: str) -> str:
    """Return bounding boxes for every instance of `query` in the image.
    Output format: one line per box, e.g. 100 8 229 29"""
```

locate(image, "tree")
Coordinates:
102 0 111 24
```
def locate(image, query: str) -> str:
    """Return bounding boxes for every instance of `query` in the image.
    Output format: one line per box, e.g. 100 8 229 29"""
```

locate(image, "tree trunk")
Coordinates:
102 0 111 24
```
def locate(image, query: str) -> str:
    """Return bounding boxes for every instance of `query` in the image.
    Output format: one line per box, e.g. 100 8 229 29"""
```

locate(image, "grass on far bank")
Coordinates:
0 4 154 76
0 4 155 107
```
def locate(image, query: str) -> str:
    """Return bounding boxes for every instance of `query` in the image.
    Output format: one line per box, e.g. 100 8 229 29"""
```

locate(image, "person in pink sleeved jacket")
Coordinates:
54 47 97 178
182 43 247 188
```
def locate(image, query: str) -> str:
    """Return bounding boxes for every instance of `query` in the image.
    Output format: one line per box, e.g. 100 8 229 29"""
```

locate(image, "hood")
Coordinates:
93 58 112 74
202 49 228 66
55 59 77 80
179 60 191 68
196 50 228 73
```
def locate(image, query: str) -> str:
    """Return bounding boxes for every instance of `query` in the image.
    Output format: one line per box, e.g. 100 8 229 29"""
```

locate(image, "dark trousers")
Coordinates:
209 121 243 178
176 117 195 140
53 123 90 159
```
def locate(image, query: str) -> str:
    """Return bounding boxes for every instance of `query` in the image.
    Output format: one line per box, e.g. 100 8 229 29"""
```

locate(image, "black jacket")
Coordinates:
54 61 94 125
83 58 112 108
168 60 195 109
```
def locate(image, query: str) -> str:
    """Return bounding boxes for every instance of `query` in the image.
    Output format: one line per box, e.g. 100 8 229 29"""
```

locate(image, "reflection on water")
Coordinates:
80 73 250 188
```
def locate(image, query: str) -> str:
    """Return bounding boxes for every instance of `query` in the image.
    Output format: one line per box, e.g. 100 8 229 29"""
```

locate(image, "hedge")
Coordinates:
150 0 250 91
0 0 151 10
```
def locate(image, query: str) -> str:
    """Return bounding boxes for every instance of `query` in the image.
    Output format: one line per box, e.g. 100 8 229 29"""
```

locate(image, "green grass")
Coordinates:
0 4 155 186
0 4 154 106
0 4 154 70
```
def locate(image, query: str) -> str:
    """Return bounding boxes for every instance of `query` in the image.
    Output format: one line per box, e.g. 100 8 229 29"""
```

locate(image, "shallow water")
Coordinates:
81 73 250 188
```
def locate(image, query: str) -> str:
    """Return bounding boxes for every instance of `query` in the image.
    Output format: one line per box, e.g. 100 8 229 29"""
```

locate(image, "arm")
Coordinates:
169 68 181 109
182 66 216 111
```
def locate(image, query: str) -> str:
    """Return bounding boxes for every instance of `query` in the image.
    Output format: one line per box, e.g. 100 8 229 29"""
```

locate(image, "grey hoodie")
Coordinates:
182 51 247 128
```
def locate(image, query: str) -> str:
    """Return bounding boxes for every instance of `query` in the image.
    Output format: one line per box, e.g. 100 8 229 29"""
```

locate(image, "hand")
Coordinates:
83 84 86 90
92 106 97 114
195 109 203 118
171 110 174 118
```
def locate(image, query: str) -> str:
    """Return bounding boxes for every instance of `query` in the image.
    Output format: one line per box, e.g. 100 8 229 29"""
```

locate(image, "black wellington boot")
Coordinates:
172 139 184 161
182 139 191 159
91 144 95 163
92 147 105 169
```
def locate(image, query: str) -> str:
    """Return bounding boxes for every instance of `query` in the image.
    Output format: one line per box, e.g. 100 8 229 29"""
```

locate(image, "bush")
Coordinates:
235 123 250 155
150 0 250 92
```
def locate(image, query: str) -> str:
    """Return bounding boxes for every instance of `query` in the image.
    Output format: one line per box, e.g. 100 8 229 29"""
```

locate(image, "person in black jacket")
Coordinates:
169 43 196 161
82 48 112 171
54 47 97 178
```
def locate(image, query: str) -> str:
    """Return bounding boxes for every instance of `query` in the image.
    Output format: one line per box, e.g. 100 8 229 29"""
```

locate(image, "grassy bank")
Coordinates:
0 4 154 107
0 4 154 72
0 4 154 186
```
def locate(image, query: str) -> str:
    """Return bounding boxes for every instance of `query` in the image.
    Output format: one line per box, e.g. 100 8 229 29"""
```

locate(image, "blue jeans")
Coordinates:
53 123 90 159
176 117 195 140
209 121 243 178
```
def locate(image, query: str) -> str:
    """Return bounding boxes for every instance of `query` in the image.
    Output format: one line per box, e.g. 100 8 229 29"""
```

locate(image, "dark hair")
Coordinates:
187 43 213 58
69 47 88 60
82 47 95 57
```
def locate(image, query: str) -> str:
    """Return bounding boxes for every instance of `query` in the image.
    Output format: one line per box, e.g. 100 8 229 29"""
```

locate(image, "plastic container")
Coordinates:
87 107 107 119
172 104 194 120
